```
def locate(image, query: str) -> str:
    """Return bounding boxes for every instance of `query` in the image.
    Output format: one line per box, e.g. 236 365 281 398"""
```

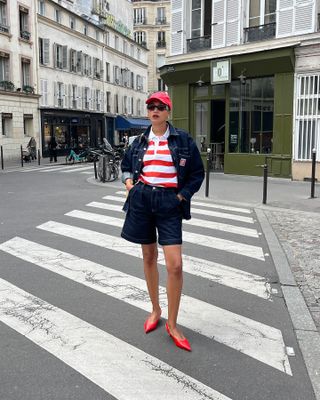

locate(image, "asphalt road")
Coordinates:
0 164 317 400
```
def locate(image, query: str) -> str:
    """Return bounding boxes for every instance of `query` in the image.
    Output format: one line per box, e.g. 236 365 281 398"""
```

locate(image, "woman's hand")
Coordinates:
125 178 134 191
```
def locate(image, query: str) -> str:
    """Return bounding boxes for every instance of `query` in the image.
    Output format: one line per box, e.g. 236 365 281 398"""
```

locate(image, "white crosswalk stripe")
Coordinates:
78 206 264 260
0 237 290 374
103 196 254 224
89 201 259 238
0 278 231 400
66 210 270 298
114 191 252 214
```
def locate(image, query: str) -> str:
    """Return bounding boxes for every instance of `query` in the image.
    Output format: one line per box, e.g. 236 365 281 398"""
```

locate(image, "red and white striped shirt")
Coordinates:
139 127 178 188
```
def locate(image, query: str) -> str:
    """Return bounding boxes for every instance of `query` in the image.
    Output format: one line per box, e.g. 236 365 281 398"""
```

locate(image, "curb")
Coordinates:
255 208 320 400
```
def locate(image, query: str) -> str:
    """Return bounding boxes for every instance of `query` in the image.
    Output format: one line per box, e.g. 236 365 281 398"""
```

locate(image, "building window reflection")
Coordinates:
229 76 274 154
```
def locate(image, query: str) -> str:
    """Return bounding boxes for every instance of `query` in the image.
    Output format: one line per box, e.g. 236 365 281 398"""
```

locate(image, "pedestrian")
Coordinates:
48 136 58 163
121 91 204 351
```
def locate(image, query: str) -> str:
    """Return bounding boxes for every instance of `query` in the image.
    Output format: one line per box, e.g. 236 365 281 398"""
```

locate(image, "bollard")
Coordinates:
20 145 24 167
93 158 97 179
38 149 41 165
102 155 106 182
311 148 317 198
1 145 3 170
205 147 211 197
262 162 268 204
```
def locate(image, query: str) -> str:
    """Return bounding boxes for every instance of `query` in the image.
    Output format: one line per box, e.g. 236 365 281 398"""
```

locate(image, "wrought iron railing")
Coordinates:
0 23 9 33
244 23 276 43
156 41 166 48
20 30 31 40
186 35 211 52
155 18 166 25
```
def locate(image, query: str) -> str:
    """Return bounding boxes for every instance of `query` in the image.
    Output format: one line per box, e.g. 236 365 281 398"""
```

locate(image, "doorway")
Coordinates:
210 100 225 171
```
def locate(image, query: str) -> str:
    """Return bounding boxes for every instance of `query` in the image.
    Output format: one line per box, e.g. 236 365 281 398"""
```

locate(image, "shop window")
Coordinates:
295 74 320 161
195 102 208 150
229 76 274 154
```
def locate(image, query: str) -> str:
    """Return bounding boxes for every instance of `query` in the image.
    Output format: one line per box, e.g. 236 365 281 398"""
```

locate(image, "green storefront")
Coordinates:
161 47 294 177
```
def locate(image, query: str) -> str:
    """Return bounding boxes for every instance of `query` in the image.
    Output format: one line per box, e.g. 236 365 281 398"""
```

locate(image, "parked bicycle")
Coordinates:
97 152 121 182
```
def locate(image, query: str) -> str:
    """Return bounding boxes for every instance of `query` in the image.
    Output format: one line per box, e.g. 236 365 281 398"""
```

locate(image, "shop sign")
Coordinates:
211 59 231 85
230 134 238 144
103 13 131 38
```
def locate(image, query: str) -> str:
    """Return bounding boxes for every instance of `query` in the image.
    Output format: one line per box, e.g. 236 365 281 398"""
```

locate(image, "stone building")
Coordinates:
132 0 171 93
0 0 40 159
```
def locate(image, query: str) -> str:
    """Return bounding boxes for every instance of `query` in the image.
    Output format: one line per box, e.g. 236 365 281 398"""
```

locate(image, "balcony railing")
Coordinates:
134 19 146 25
156 41 166 48
20 30 31 40
244 22 276 43
155 17 166 25
0 23 9 34
186 35 211 53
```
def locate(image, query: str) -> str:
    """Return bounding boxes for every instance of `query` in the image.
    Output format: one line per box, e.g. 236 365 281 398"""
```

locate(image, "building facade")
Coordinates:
161 0 320 180
0 0 149 160
132 0 171 93
0 0 40 159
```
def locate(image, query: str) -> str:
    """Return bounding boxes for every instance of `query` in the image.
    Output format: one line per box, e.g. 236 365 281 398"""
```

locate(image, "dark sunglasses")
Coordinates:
147 104 169 111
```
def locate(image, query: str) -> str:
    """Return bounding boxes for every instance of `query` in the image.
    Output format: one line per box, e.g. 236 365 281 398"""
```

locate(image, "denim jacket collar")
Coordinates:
139 122 179 143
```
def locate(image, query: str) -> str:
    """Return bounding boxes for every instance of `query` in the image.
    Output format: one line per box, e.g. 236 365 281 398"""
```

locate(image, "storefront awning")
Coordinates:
115 116 150 130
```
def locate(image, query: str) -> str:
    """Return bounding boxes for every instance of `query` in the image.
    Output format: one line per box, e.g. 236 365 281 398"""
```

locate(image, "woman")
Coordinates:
121 92 204 351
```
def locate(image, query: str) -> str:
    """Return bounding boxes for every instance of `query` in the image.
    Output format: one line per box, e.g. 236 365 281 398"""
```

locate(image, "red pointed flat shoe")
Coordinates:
165 322 192 352
144 318 160 334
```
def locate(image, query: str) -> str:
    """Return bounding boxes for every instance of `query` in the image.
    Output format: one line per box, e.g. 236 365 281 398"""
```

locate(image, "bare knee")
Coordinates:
142 245 158 266
166 260 182 277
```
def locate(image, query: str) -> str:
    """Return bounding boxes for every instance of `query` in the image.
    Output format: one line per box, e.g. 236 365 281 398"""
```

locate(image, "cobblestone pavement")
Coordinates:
265 209 320 331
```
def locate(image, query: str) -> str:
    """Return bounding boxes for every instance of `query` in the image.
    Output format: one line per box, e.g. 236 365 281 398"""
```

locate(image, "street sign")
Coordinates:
211 59 231 85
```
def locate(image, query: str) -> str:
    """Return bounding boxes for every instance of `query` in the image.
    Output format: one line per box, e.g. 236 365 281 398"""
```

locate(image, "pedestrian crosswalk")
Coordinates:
2 163 95 175
0 189 299 399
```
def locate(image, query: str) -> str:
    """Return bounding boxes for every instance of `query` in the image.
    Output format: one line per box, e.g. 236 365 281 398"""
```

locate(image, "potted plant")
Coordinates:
22 85 34 94
0 80 15 91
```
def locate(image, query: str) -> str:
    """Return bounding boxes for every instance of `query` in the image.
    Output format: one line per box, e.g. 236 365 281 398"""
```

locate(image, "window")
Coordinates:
72 85 77 109
70 49 77 72
83 54 91 76
84 24 88 35
105 30 110 45
39 38 50 65
134 31 146 46
57 82 64 107
229 77 274 154
137 99 141 116
0 0 9 32
123 95 128 114
19 6 30 40
21 58 31 87
130 44 134 58
23 114 33 136
156 7 166 24
114 66 120 84
114 94 119 114
106 91 111 112
157 31 166 47
137 48 141 61
38 0 45 16
123 40 128 54
93 58 102 79
0 52 10 81
84 87 90 109
54 44 67 69
158 79 166 91
70 16 75 30
249 0 276 27
105 62 110 82
96 30 100 41
54 8 61 23
190 0 212 39
134 8 145 24
136 75 143 91
115 35 119 50
1 113 12 136
295 74 320 161
96 90 101 111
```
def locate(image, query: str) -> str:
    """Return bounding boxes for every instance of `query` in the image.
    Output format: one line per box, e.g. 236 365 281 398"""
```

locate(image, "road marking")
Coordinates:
89 201 258 238
80 171 93 175
61 166 93 173
0 277 231 400
103 196 254 224
39 165 80 172
67 210 269 298
0 237 289 374
113 192 251 214
80 207 263 260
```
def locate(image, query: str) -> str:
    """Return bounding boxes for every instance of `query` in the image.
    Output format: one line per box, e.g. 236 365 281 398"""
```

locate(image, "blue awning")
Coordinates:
115 115 150 130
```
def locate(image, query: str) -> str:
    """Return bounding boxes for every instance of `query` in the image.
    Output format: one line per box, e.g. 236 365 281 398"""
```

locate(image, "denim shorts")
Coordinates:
121 182 182 246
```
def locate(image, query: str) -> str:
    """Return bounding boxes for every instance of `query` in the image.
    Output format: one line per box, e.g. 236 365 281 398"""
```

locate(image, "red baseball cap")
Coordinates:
146 91 172 110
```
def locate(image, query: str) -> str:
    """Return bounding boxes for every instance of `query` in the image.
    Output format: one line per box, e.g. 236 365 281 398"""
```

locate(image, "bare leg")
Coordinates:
142 243 162 322
163 244 185 340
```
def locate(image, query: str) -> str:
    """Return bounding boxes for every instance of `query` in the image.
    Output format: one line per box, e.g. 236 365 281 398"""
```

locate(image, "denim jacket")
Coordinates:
121 123 205 220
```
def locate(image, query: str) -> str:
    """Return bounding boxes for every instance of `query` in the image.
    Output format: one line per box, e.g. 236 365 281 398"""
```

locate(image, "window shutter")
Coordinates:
294 0 315 34
61 84 65 108
171 0 184 55
77 51 83 73
54 82 58 107
43 39 50 65
44 79 48 106
277 0 294 37
77 86 81 109
91 89 94 110
53 43 57 67
82 87 86 109
226 0 240 46
62 46 68 69
68 84 72 109
212 0 226 49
